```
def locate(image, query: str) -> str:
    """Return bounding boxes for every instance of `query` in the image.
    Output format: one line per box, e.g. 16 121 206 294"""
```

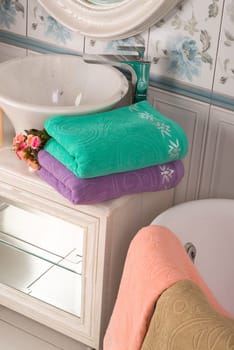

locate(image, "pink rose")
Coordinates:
13 140 27 151
27 135 41 149
13 133 26 147
26 134 34 147
31 135 41 149
19 141 27 150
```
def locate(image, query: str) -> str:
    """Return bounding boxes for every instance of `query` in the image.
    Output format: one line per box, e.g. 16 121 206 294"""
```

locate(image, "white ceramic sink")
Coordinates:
0 54 129 134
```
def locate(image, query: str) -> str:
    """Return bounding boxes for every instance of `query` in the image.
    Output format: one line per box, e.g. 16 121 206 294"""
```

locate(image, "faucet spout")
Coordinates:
116 45 151 102
83 44 151 103
116 45 146 61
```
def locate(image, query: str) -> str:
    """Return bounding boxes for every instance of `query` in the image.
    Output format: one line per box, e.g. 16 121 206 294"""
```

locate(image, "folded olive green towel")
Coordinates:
142 280 234 350
44 101 188 178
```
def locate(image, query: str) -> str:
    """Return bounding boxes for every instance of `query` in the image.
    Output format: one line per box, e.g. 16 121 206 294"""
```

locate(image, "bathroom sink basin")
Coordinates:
0 54 129 134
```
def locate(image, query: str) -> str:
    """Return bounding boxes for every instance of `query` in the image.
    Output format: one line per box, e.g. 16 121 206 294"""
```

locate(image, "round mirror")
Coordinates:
86 0 125 5
38 0 180 40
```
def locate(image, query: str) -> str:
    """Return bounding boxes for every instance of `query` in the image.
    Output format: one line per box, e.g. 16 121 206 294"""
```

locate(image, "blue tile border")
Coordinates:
0 30 80 55
149 76 213 105
0 30 234 112
149 76 234 111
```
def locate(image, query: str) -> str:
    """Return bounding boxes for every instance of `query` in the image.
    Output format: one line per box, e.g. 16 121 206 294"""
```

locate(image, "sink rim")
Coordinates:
0 54 129 115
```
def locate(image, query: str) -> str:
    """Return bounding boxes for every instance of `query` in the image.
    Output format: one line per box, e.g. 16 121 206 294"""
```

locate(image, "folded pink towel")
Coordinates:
104 225 229 350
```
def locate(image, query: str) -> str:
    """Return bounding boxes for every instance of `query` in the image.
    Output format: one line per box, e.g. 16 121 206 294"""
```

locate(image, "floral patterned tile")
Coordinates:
213 0 234 97
148 0 224 91
0 0 26 35
27 0 84 54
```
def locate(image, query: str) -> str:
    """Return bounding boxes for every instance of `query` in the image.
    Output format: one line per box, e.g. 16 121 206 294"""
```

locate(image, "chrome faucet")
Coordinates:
83 43 151 103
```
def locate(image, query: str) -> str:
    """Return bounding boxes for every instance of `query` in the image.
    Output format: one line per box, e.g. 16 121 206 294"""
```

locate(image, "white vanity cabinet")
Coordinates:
0 146 173 350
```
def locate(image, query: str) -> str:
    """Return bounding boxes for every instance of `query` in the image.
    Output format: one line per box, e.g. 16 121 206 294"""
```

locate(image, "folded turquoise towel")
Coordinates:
44 101 188 178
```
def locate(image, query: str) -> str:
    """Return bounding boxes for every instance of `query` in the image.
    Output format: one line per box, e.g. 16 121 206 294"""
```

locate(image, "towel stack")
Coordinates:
38 101 188 204
104 226 230 350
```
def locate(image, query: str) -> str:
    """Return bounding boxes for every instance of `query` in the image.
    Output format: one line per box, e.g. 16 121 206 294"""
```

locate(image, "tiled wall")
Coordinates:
0 0 233 109
148 0 224 92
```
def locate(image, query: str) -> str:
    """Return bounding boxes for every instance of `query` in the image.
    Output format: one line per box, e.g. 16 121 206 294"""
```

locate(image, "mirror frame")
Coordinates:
38 0 180 40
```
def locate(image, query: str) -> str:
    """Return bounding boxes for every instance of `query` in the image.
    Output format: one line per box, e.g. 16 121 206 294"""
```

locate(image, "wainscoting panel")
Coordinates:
148 86 210 204
199 106 234 199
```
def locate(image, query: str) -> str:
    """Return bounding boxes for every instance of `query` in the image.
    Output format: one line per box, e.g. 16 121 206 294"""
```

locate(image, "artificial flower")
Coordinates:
27 134 41 149
12 128 50 170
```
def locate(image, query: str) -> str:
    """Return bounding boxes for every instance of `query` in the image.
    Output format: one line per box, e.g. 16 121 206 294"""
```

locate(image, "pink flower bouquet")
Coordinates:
12 129 50 171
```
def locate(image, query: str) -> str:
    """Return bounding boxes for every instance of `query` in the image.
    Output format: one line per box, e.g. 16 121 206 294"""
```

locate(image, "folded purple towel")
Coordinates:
38 150 184 204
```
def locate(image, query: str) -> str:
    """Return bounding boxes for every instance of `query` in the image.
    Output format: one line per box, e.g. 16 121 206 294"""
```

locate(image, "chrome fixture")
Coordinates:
83 43 151 103
184 242 197 263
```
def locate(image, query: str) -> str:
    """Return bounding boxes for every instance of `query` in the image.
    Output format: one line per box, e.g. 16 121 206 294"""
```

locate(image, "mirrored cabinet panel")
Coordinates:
0 200 84 317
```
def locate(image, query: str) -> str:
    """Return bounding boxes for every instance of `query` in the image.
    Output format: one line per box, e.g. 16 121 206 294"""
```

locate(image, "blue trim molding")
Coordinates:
0 30 80 55
149 76 213 105
0 30 234 111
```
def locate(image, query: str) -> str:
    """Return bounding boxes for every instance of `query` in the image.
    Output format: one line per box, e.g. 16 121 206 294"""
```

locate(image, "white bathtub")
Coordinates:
151 198 234 317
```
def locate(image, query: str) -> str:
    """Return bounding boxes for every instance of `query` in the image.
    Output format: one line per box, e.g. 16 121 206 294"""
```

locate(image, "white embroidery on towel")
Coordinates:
138 111 154 122
154 121 171 137
168 139 181 159
138 112 172 138
160 165 175 186
137 109 182 160
129 104 140 112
